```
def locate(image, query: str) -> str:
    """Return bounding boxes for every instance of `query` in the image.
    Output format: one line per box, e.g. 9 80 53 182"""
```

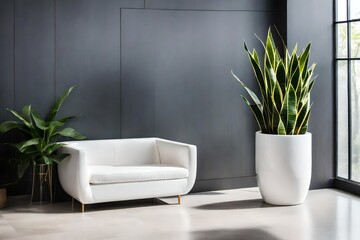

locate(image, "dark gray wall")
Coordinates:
287 0 334 189
0 0 14 114
0 0 335 196
121 9 275 188
15 0 55 114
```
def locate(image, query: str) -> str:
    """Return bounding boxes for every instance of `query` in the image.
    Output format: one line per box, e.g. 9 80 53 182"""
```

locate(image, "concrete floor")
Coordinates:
0 188 360 240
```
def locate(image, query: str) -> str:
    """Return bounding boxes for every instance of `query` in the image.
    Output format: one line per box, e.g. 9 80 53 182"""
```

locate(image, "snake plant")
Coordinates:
0 86 85 178
232 29 316 135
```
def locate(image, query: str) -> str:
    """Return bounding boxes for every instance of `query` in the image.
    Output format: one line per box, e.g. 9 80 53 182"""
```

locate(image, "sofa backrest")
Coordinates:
63 138 160 166
114 138 160 165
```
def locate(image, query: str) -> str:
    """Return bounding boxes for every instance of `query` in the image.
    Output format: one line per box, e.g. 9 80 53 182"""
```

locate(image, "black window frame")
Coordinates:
334 0 360 195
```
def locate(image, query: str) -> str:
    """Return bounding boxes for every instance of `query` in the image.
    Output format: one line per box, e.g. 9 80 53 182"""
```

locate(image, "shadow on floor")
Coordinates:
78 198 161 212
192 228 281 240
194 199 280 210
5 198 162 214
192 191 225 196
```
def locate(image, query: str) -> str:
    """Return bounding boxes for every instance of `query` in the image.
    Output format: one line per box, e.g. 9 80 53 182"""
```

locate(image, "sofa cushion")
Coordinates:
89 165 189 184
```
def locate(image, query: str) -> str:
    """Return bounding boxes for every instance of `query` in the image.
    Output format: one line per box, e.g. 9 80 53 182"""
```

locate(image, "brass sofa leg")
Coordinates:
81 203 85 213
177 195 181 205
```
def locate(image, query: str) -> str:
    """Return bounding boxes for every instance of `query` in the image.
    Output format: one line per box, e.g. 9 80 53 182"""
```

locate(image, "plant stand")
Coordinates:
30 164 53 204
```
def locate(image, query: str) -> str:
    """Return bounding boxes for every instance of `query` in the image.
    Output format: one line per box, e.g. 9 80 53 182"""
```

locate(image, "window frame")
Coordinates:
335 0 360 187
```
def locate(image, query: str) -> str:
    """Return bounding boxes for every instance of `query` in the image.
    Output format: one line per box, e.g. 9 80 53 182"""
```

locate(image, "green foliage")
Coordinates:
232 28 317 135
0 86 85 178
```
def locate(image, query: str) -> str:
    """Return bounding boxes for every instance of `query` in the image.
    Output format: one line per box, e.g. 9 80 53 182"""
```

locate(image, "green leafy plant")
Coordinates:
232 28 317 135
0 86 85 178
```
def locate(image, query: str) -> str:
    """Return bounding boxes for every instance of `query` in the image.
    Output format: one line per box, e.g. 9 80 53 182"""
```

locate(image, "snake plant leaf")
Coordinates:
295 102 308 132
280 90 288 129
268 66 282 112
287 85 297 134
286 50 291 72
272 107 281 134
56 127 85 139
268 67 277 87
308 80 315 93
264 66 273 94
49 85 75 121
300 44 311 73
241 96 266 132
273 81 283 112
244 43 266 93
277 119 286 135
302 70 309 87
253 49 260 66
297 104 313 134
231 70 262 106
290 61 300 90
273 25 290 70
276 61 287 94
289 45 298 74
254 33 266 50
265 29 276 68
303 63 316 87
295 76 303 102
262 105 270 132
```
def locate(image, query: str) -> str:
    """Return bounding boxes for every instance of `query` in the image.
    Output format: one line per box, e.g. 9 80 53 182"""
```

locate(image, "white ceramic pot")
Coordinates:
256 131 312 205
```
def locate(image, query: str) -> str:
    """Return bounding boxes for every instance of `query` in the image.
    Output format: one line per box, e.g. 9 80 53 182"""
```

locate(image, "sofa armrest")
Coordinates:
58 145 94 204
155 138 197 194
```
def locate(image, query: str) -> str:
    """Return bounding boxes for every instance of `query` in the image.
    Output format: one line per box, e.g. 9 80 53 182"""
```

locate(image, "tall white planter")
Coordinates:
256 131 312 205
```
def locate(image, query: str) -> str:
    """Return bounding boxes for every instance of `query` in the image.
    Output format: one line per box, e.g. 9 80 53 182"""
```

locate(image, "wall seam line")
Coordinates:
13 0 16 109
119 8 122 138
54 0 56 102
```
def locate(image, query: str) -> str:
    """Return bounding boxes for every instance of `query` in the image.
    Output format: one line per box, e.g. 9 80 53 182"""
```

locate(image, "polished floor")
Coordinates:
0 188 360 240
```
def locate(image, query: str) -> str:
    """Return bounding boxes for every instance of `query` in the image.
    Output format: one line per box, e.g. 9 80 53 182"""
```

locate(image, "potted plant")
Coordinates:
0 86 85 203
232 29 316 205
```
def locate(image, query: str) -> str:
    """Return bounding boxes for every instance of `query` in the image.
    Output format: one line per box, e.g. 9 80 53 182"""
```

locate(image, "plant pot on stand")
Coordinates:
0 85 85 205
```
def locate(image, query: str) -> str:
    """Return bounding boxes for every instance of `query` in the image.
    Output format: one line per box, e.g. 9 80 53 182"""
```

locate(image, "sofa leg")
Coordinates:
177 195 181 205
72 198 74 210
81 203 85 213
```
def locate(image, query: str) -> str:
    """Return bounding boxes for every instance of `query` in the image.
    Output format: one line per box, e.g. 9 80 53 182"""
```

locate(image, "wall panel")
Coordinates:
15 0 55 115
145 0 280 11
0 0 14 119
121 9 275 181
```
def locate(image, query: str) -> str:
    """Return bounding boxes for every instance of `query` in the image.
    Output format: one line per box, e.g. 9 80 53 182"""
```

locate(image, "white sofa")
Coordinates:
58 138 197 211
